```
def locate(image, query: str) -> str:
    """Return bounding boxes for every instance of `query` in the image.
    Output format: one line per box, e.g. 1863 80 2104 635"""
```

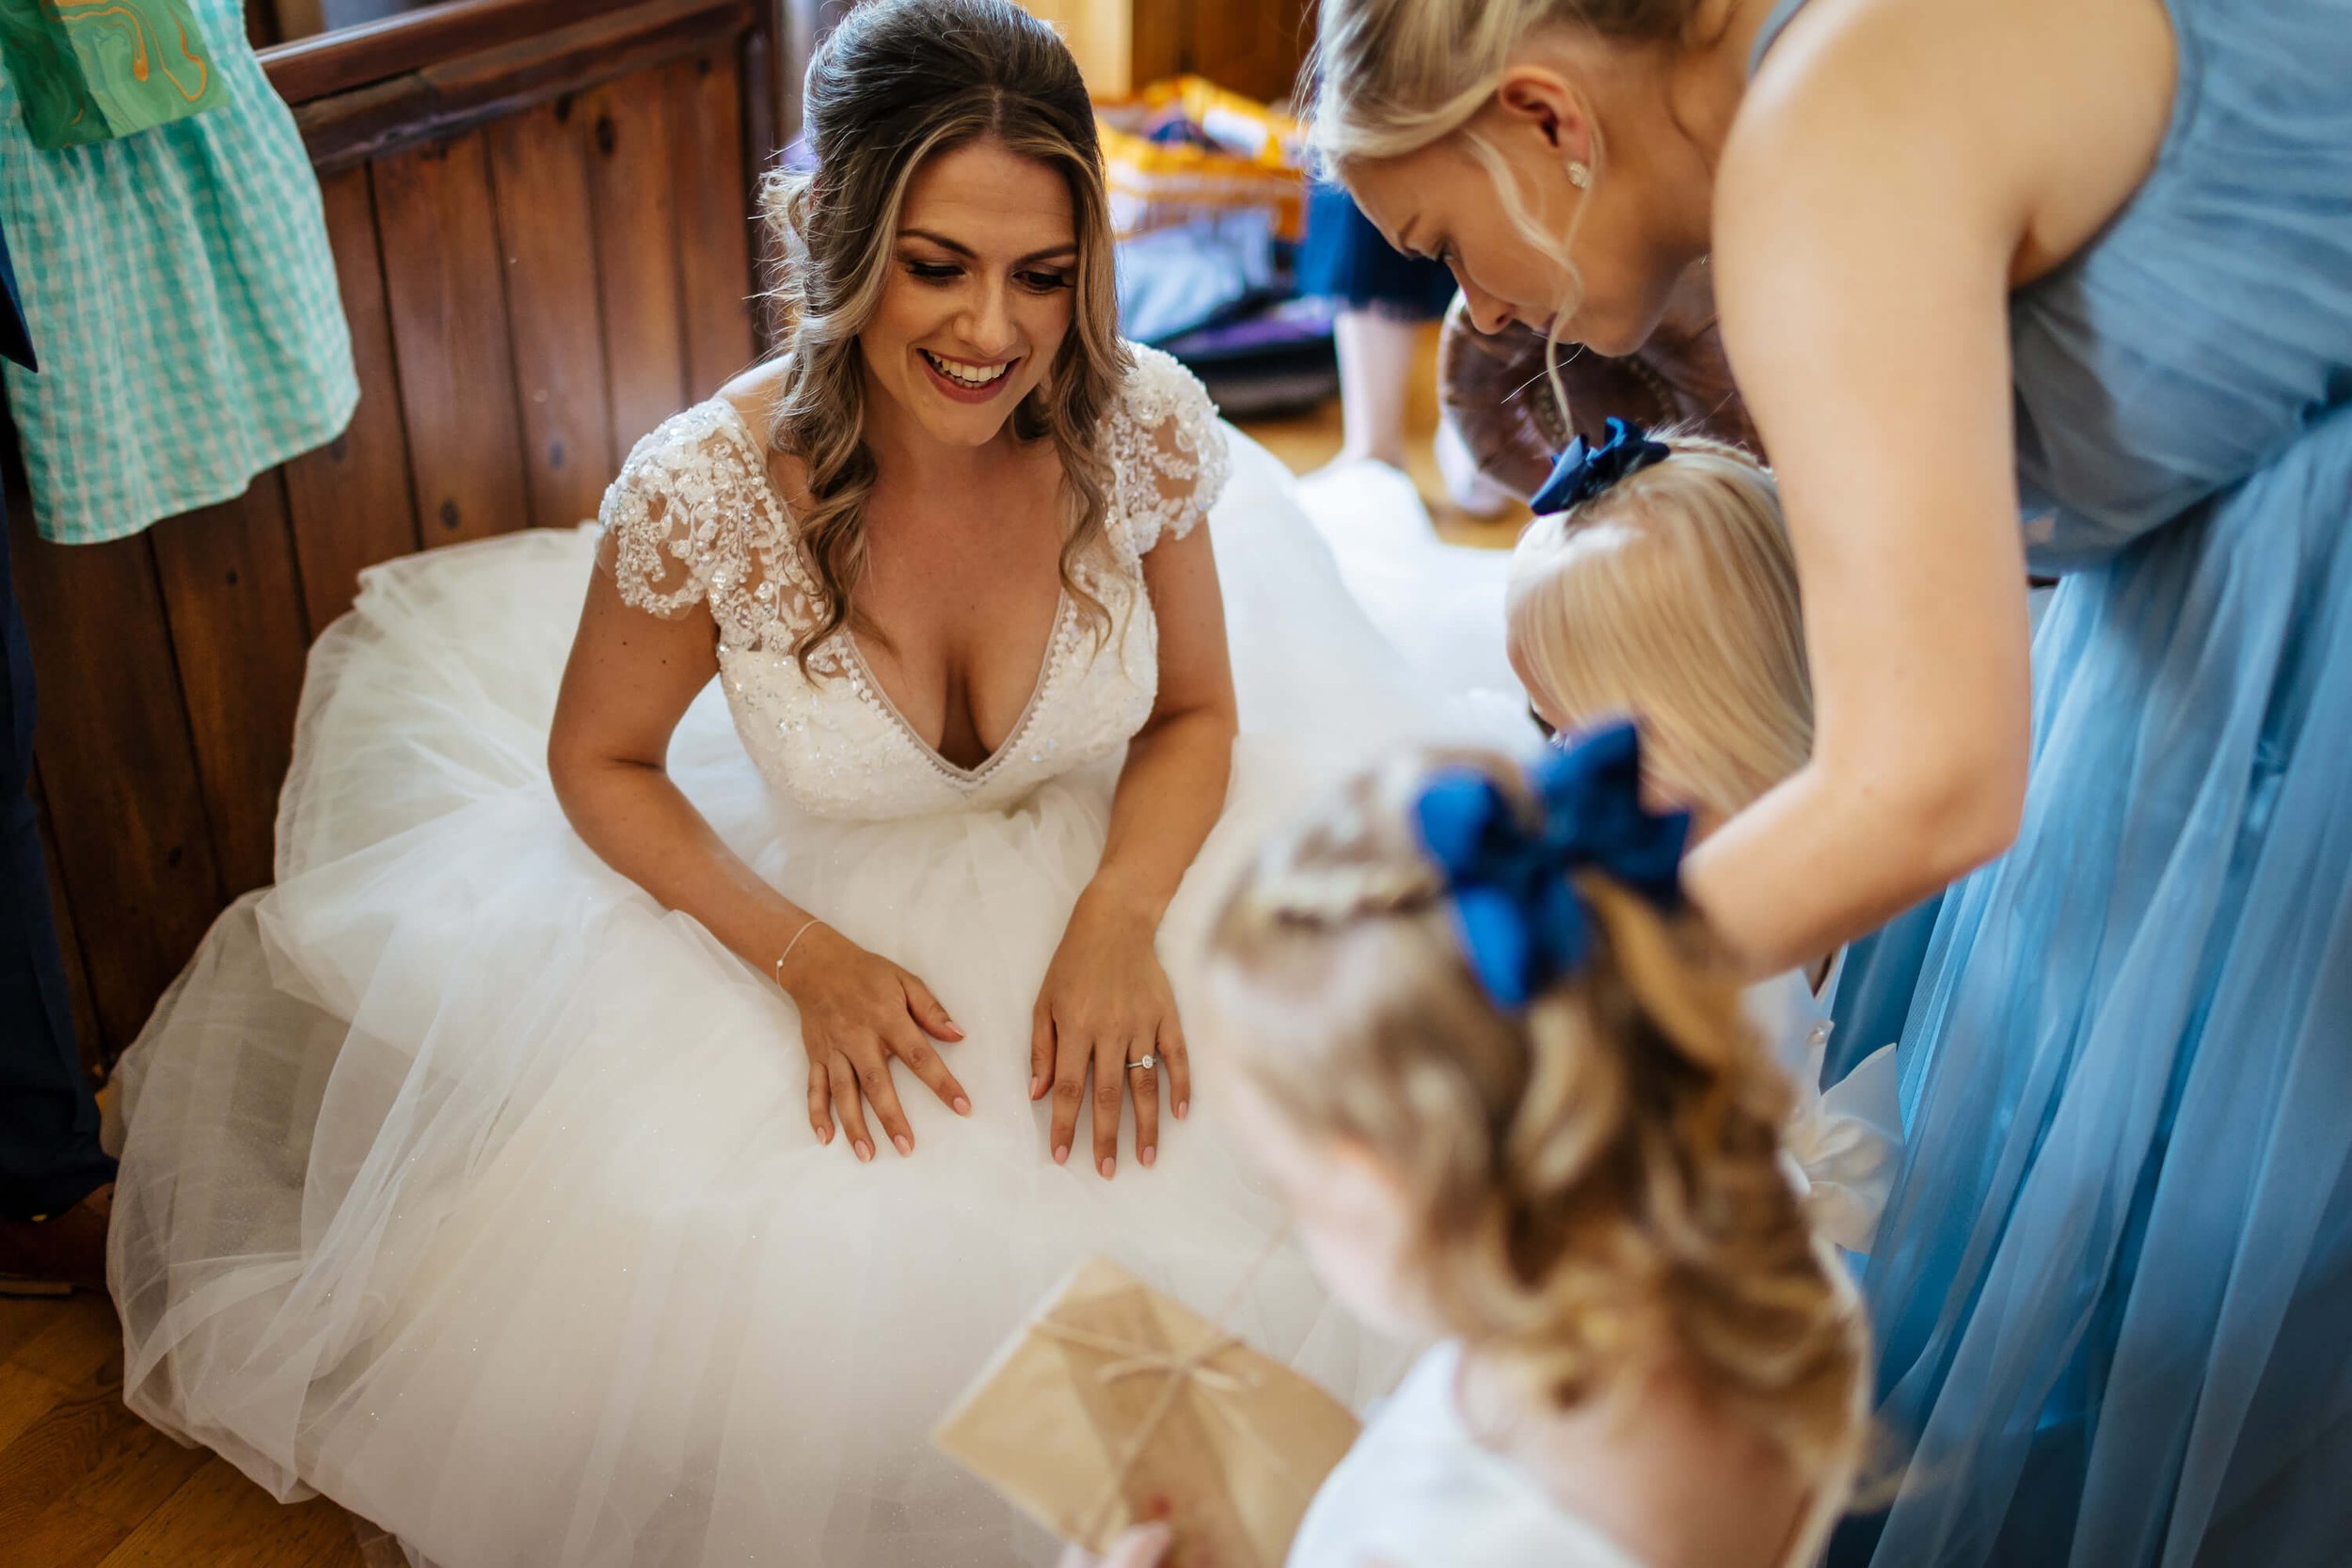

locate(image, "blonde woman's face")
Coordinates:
862 137 1077 449
1343 66 1694 358
1225 1074 1435 1340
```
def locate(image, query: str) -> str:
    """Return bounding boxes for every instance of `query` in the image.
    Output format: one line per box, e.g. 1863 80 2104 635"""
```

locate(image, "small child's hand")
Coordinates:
1057 1522 1173 1568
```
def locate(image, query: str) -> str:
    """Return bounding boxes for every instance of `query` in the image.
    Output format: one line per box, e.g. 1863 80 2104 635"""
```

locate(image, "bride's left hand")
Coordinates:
1033 886 1190 1178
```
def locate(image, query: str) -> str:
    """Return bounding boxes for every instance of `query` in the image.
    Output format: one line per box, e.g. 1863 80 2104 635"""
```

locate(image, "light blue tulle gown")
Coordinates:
1747 0 2352 1563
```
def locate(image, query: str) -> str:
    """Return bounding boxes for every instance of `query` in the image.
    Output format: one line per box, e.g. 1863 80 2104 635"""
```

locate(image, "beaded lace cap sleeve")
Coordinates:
1108 344 1230 563
594 400 815 653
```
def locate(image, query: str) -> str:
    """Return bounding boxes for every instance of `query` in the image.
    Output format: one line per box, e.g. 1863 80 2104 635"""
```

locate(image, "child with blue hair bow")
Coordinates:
1199 728 1867 1568
1063 725 1869 1568
1508 423 1899 1257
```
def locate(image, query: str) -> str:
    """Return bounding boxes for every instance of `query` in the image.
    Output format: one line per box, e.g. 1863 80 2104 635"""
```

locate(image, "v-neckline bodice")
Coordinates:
605 343 1222 822
838 591 1073 784
707 397 1084 784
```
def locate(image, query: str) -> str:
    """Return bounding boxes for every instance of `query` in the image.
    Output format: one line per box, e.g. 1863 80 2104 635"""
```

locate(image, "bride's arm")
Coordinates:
1090 524 1239 932
548 572 969 1160
547 573 801 971
1033 520 1238 1176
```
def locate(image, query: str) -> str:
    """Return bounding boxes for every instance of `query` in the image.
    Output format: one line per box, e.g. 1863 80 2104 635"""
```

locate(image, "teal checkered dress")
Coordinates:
0 0 356 545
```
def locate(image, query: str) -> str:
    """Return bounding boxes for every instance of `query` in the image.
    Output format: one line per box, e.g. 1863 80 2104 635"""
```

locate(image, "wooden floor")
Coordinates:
0 1291 374 1567
0 370 1518 1568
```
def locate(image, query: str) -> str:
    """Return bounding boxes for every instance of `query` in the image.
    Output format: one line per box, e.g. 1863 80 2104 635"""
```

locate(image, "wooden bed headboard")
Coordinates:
6 0 799 1072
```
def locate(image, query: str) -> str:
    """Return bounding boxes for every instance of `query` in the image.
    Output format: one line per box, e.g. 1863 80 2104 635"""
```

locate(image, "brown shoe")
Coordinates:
0 1182 112 1296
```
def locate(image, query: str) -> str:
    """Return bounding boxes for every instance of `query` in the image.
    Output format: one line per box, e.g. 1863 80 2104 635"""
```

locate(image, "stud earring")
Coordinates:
1567 161 1592 189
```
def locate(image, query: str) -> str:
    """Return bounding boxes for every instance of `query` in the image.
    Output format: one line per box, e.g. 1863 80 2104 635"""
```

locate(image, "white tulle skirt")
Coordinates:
106 435 1528 1568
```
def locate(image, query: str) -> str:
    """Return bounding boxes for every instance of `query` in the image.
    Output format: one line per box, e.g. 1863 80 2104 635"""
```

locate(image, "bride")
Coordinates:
106 2 1516 1564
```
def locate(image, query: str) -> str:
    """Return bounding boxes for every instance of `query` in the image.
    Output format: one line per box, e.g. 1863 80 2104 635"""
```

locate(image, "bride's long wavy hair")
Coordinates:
758 0 1128 670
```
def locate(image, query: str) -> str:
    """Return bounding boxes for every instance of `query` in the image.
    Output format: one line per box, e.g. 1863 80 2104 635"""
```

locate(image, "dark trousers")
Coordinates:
0 500 112 1220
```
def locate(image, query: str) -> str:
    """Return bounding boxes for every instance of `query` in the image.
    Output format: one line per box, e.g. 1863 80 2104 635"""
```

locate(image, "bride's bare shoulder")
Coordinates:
716 357 790 429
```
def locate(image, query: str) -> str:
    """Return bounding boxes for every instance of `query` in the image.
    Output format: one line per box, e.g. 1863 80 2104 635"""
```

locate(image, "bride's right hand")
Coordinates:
775 924 969 1162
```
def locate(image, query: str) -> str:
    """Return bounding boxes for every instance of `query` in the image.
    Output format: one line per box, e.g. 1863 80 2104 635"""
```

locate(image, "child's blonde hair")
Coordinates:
1507 436 1809 821
1207 750 1867 1488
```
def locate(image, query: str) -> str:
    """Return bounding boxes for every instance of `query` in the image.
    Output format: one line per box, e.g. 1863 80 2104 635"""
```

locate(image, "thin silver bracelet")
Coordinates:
771 917 822 989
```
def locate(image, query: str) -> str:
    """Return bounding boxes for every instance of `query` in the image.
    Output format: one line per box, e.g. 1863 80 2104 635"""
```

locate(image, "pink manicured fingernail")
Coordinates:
893 1134 913 1157
946 1023 965 1039
953 1096 971 1116
1175 1101 1189 1119
1054 1144 1070 1164
854 1139 873 1163
1099 1156 1116 1180
1030 1075 1046 1100
818 1124 833 1145
1140 1145 1156 1167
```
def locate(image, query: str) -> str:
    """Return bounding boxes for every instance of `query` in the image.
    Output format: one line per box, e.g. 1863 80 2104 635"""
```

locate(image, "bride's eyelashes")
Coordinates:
898 256 1073 294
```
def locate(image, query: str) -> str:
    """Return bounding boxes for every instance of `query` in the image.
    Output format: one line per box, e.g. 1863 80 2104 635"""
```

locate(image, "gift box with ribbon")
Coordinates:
934 1256 1361 1568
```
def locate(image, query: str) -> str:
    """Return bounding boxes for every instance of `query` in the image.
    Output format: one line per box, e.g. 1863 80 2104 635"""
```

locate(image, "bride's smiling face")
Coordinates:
861 137 1078 449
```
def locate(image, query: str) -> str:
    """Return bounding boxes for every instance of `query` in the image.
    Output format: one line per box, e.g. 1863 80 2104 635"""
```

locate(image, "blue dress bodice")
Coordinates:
1755 0 2352 568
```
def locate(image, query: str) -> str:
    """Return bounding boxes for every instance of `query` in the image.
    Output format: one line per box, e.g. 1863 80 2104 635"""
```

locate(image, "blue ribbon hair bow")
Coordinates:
1409 721 1691 1009
1529 417 1674 515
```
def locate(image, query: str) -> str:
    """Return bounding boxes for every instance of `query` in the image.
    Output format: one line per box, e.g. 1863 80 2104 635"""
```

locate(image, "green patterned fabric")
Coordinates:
0 0 355 544
0 0 228 150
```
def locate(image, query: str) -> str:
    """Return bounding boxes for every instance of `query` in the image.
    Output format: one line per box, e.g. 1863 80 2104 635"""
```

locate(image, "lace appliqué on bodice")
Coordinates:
595 344 1229 821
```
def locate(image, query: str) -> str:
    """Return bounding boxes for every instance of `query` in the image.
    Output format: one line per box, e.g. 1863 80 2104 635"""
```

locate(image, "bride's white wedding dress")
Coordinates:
108 347 1523 1568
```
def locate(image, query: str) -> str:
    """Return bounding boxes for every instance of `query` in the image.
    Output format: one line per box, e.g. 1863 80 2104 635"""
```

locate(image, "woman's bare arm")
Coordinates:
546 571 814 969
548 567 967 1158
1089 521 1239 923
1683 0 2171 973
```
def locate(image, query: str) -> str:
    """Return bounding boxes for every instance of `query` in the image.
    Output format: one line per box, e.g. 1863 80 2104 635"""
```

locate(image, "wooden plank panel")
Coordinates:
670 51 759 402
741 25 785 356
283 167 421 630
583 71 692 459
56 1409 210 1537
30 768 104 1085
262 0 656 105
99 1457 368 1568
5 498 222 1060
0 1360 67 1452
0 1297 208 1566
0 1358 130 1542
487 97 619 530
151 475 313 897
1022 0 1135 96
373 132 533 546
6 1496 119 1568
288 0 756 176
0 1295 55 1365
5 1292 118 1386
1179 0 1311 105
1127 0 1181 95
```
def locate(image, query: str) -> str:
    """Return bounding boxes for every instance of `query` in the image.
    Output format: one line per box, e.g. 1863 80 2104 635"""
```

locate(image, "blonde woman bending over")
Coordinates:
103 3 1504 1563
1306 0 2352 1560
